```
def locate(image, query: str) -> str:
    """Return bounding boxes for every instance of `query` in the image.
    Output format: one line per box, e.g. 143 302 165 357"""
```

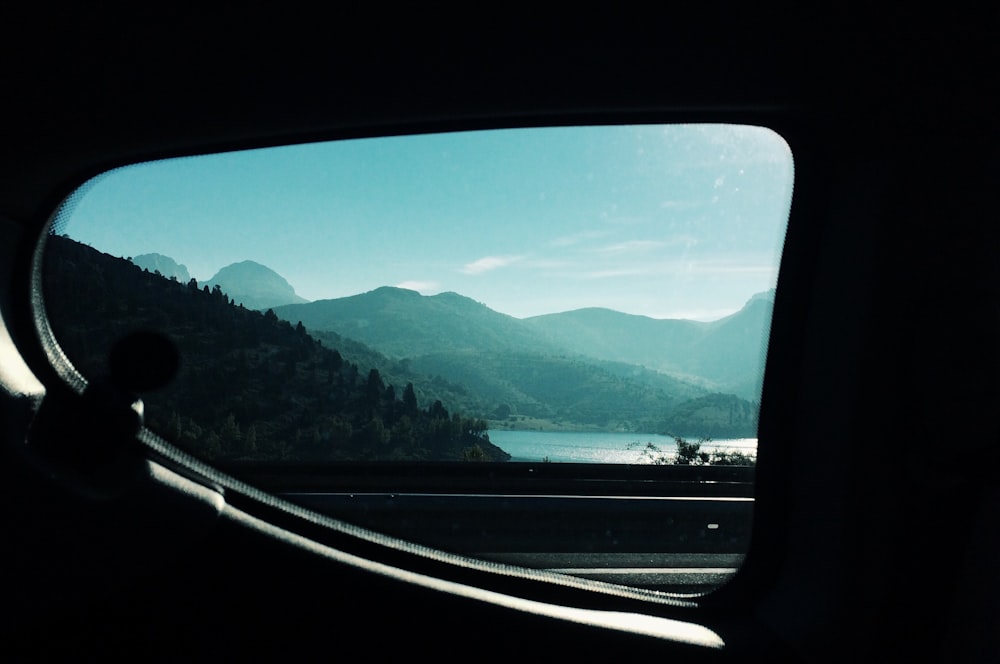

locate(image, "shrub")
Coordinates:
630 435 756 466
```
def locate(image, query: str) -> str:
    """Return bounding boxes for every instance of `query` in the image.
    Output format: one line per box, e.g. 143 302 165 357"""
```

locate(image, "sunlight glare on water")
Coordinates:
488 430 757 464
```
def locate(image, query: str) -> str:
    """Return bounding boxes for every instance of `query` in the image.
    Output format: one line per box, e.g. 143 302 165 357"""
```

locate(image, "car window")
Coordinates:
41 124 793 594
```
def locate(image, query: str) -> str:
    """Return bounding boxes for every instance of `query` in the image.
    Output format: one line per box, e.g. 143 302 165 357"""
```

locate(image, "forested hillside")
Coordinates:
274 286 561 357
275 286 762 437
42 235 509 462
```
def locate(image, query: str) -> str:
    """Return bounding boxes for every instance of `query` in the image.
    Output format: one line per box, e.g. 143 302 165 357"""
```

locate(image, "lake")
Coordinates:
487 429 758 464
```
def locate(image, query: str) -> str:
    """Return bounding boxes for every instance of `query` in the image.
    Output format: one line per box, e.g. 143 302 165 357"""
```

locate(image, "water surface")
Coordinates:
488 430 757 463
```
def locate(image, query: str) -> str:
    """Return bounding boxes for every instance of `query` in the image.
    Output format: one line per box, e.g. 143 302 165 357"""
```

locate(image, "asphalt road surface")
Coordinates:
284 492 752 592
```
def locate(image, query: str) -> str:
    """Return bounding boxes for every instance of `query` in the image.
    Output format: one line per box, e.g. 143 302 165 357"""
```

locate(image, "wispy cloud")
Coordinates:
687 262 775 276
459 255 524 275
549 229 614 248
594 240 667 255
578 267 651 279
567 260 776 281
602 215 649 226
660 200 699 209
395 280 439 293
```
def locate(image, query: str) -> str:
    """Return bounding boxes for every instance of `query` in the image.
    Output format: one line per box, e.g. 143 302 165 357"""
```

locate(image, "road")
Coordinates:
282 491 753 593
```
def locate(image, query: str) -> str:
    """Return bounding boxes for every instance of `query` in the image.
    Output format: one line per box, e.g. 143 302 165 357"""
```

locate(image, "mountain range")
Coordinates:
140 252 770 435
275 286 563 357
273 286 774 400
524 294 774 399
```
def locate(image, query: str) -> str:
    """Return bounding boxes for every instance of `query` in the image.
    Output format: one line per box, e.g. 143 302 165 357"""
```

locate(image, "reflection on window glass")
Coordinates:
44 125 792 467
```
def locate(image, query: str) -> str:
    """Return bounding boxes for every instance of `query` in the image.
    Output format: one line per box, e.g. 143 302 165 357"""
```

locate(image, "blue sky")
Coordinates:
57 124 793 321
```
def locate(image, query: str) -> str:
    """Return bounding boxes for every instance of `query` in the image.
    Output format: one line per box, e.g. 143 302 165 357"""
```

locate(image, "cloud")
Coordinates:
595 240 667 255
569 259 776 281
660 200 699 209
602 215 649 226
459 255 524 275
688 261 774 276
579 267 650 279
549 229 613 247
395 280 439 293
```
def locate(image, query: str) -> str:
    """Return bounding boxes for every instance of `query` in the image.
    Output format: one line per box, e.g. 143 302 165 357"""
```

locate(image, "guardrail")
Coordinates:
220 460 756 496
224 462 755 551
220 462 755 592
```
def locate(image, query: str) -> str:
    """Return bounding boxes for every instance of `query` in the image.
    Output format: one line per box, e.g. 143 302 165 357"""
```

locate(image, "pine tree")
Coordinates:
402 382 418 416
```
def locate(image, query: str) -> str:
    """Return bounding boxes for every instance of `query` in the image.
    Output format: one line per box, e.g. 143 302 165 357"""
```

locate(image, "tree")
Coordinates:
675 437 704 465
402 382 419 416
366 369 385 410
383 384 397 422
462 444 487 461
220 413 241 455
243 424 257 456
428 400 449 420
354 416 389 449
631 436 755 466
390 415 416 449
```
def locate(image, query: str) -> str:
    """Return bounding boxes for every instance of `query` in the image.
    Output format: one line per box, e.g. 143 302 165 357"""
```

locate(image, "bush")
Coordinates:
630 435 756 466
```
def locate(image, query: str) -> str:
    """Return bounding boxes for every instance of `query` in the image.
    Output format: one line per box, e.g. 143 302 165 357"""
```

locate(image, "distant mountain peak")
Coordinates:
206 261 308 310
369 285 421 297
215 259 274 273
431 291 481 305
132 253 191 282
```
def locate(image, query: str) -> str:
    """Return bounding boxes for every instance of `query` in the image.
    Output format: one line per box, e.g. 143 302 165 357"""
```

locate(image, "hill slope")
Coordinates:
524 293 774 398
275 286 559 357
43 235 508 462
275 287 764 436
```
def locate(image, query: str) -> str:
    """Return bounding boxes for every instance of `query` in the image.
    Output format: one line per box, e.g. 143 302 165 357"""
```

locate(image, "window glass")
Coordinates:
43 124 792 593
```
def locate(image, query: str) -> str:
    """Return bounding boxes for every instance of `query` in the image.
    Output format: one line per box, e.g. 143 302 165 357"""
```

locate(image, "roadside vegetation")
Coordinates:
629 436 757 466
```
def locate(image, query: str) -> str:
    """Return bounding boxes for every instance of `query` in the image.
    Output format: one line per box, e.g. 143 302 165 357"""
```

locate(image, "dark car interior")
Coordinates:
2 7 997 661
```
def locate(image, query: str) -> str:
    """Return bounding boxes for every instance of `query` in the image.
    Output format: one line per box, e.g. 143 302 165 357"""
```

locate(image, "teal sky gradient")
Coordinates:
57 124 793 321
